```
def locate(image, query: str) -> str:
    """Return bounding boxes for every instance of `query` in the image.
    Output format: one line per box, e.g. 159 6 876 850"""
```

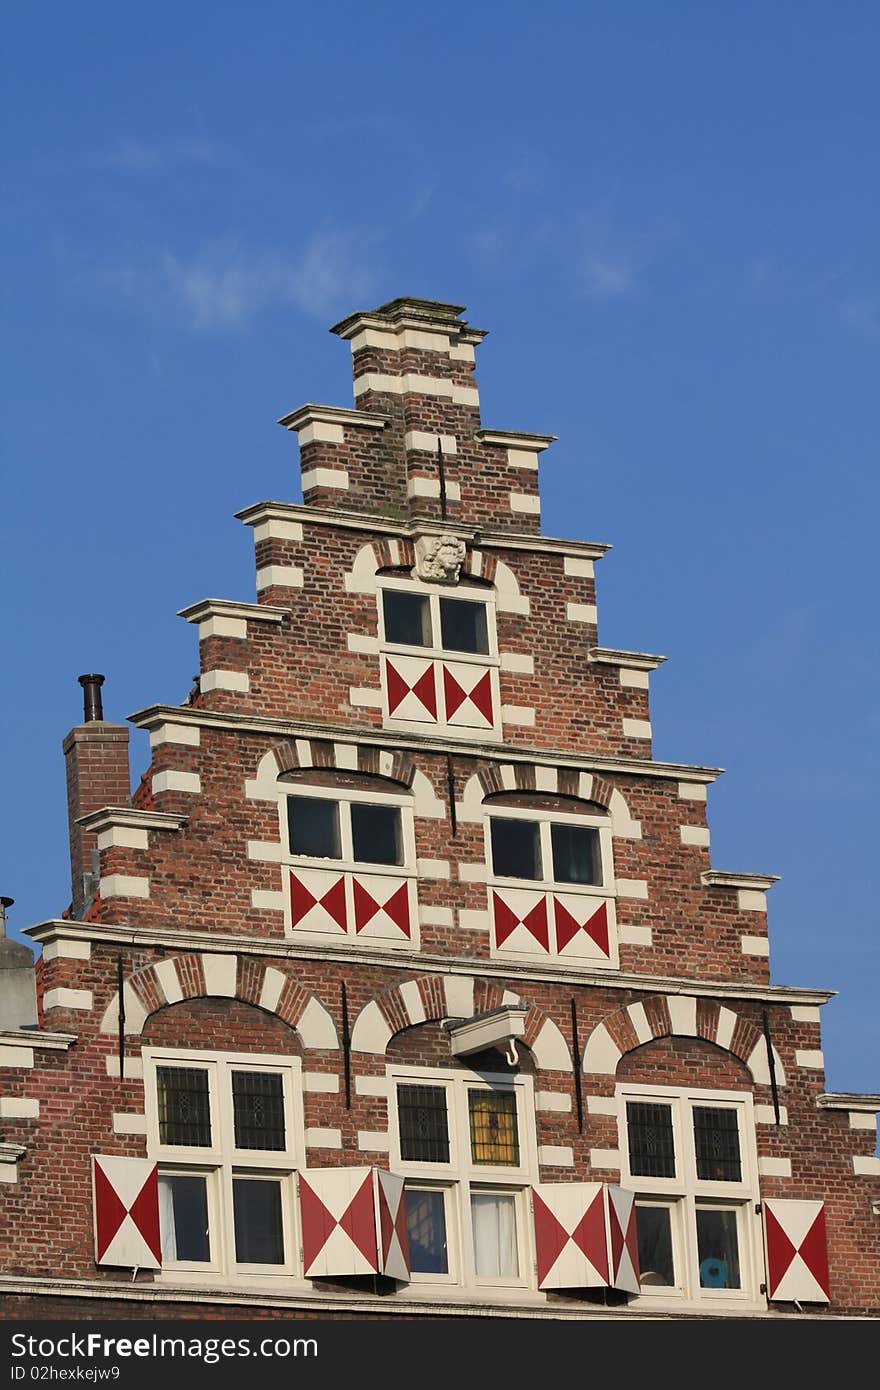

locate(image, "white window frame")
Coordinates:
388 1064 539 1295
278 782 420 948
378 577 499 662
279 782 418 877
485 805 615 897
143 1047 305 1285
616 1082 765 1311
378 577 502 741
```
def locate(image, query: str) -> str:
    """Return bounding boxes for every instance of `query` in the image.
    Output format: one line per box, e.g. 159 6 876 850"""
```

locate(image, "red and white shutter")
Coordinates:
532 1183 640 1293
491 888 551 956
92 1155 161 1270
551 893 616 964
299 1167 410 1281
289 867 348 936
351 873 414 941
606 1184 640 1294
763 1199 830 1303
441 661 495 730
383 656 438 724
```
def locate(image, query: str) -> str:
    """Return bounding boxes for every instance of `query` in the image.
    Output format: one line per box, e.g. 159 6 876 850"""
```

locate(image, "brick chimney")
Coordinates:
63 675 131 918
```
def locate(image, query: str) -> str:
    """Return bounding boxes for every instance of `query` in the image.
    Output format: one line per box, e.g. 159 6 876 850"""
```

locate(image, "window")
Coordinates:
618 1084 762 1307
144 1049 303 1280
489 814 606 888
381 587 491 656
280 784 418 947
486 803 618 966
390 1067 537 1289
286 795 404 867
379 579 500 737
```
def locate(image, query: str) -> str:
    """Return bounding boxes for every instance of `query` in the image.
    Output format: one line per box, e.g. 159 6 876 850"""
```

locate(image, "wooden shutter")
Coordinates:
299 1167 410 1280
92 1155 161 1270
763 1198 830 1303
532 1182 640 1292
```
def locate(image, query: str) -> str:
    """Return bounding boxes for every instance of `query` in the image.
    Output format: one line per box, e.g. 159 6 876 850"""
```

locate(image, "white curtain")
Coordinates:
157 1176 178 1261
471 1193 517 1278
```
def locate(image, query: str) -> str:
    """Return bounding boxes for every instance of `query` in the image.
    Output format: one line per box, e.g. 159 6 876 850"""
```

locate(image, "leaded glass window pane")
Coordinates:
693 1106 741 1182
156 1066 212 1147
468 1091 519 1166
397 1084 450 1163
626 1101 675 1178
232 1071 286 1151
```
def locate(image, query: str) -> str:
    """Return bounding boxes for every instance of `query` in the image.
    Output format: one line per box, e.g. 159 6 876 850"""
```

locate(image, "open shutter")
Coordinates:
532 1182 640 1293
763 1198 830 1303
299 1167 410 1281
92 1155 161 1269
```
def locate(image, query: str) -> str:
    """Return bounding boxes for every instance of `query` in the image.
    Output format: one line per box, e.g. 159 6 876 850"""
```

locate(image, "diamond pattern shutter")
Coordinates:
441 662 495 730
763 1198 830 1303
92 1155 161 1270
492 888 618 965
299 1167 410 1280
532 1183 640 1292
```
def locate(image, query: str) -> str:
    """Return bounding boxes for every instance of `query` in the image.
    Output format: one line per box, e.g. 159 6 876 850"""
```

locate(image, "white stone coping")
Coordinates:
127 704 726 784
233 500 612 560
0 1142 27 1163
589 647 667 671
477 429 557 451
178 599 286 625
817 1092 880 1112
22 919 837 1007
701 871 781 891
0 1029 76 1051
277 403 390 432
76 807 187 834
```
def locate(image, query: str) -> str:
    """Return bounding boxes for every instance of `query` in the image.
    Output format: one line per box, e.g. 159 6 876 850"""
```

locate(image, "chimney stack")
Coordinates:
0 896 37 1030
63 675 131 918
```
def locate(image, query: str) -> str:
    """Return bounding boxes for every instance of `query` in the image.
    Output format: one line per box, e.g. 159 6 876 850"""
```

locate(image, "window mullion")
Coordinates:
339 804 354 863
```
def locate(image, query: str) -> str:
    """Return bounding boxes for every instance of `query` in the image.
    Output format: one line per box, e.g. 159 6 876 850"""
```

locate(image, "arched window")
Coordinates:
278 771 419 950
483 792 619 968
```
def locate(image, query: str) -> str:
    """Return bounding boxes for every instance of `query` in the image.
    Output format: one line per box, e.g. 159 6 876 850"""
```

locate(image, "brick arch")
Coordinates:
475 763 614 810
349 975 572 1073
582 995 786 1087
99 952 339 1050
374 537 415 570
267 737 417 788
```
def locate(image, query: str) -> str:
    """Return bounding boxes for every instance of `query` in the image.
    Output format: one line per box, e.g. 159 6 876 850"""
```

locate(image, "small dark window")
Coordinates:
439 597 489 654
635 1205 675 1287
158 1175 211 1262
383 590 432 646
490 818 541 880
405 1188 448 1274
696 1207 741 1288
692 1107 741 1183
550 822 603 885
156 1067 212 1147
232 1178 285 1265
287 797 341 859
397 1084 450 1163
351 803 403 865
232 1071 286 1151
626 1101 676 1178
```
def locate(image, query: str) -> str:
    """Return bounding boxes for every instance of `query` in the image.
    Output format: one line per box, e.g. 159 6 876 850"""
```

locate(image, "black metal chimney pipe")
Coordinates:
78 673 105 723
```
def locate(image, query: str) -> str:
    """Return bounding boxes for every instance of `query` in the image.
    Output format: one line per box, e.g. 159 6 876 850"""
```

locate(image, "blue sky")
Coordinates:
2 2 878 1096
